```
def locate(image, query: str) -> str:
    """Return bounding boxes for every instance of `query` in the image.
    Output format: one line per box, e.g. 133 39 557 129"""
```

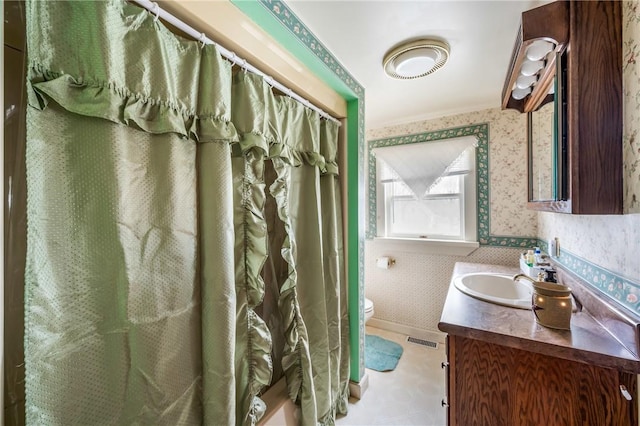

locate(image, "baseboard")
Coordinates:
348 372 369 400
367 318 446 344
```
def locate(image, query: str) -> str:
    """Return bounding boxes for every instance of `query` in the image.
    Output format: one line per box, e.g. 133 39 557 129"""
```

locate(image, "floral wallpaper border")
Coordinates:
367 123 538 248
257 0 364 98
538 240 640 314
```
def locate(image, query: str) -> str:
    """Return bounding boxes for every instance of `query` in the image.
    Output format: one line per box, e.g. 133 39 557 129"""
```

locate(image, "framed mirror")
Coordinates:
527 50 567 204
528 99 555 201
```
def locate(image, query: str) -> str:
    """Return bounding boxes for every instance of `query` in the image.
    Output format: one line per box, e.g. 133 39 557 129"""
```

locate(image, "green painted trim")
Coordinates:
346 100 364 381
536 240 640 315
231 0 361 100
235 0 366 381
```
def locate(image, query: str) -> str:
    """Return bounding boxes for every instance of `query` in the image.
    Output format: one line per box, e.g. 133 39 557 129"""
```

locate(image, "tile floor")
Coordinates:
336 326 447 426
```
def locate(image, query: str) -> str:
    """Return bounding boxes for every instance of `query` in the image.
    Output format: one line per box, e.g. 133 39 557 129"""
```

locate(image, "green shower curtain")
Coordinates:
23 1 349 425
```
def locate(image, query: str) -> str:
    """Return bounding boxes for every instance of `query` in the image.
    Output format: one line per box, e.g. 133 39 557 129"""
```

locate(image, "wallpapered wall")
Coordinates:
365 107 534 335
364 1 640 334
367 108 536 237
623 1 640 213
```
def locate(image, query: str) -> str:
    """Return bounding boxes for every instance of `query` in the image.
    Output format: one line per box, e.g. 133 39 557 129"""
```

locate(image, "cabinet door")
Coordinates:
451 336 637 426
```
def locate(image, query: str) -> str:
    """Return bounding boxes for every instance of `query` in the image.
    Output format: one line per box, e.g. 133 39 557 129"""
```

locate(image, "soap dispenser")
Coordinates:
525 250 535 267
534 247 542 265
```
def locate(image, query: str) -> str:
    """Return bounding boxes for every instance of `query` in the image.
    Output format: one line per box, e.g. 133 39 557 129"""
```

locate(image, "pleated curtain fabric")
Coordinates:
23 1 349 425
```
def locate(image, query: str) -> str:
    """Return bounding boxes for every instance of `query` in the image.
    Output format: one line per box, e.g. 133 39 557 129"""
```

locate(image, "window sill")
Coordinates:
371 237 479 256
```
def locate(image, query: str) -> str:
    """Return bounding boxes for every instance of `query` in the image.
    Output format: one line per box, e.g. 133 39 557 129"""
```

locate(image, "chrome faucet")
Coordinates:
513 273 536 284
514 267 558 284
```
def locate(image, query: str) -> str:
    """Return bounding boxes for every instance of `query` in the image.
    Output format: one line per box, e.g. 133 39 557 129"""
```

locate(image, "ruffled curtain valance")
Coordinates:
23 1 348 425
26 0 339 173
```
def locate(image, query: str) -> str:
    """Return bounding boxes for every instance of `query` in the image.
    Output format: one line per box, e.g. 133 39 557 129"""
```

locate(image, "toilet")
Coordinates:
364 298 375 323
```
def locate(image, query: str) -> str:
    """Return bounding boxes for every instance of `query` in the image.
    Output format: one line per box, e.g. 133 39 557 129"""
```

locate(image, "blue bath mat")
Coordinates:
365 334 403 372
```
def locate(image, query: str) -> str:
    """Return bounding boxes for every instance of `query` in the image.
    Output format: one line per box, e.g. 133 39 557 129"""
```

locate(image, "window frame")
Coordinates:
376 149 477 242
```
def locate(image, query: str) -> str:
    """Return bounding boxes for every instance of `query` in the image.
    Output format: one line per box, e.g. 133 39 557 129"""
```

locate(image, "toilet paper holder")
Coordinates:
376 257 396 269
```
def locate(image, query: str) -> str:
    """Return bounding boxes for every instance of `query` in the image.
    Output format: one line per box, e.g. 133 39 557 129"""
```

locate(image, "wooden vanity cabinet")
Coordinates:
444 335 638 426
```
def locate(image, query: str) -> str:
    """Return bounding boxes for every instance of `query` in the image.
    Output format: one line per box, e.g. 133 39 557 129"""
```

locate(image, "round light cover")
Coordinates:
526 40 554 61
521 59 544 76
516 74 537 89
383 39 449 79
394 48 438 78
512 87 531 100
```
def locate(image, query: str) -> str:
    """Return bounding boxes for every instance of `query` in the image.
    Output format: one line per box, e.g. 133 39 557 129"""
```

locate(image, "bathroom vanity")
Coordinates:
439 262 640 426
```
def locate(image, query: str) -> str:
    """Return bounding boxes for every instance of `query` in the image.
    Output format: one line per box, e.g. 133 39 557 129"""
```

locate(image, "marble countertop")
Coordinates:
438 262 640 373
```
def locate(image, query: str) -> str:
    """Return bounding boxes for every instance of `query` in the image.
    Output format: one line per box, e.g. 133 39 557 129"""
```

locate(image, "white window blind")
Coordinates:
372 135 477 199
374 136 478 241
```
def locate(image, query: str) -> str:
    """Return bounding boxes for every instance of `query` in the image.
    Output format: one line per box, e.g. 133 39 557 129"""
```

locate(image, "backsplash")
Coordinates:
539 234 640 314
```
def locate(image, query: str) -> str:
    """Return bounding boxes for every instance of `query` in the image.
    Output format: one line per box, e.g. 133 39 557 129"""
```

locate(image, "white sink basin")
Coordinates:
453 272 532 309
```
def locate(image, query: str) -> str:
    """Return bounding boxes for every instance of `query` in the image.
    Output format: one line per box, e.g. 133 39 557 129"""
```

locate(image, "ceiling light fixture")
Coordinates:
383 39 450 80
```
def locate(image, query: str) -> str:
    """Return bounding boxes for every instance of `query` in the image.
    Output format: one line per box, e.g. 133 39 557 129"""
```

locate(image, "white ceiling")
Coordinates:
285 0 546 130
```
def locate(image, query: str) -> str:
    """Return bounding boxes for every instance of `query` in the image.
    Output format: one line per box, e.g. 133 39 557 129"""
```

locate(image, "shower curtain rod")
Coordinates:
130 0 342 125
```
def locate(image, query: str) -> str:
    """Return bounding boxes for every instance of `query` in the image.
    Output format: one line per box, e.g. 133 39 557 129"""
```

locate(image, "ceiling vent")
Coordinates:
383 39 450 80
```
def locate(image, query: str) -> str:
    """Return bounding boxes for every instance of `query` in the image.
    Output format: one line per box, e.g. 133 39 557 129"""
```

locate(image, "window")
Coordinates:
374 136 477 242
